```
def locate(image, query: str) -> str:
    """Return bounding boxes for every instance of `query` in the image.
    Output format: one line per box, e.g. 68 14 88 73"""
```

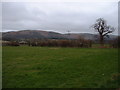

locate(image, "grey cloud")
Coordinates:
2 2 118 34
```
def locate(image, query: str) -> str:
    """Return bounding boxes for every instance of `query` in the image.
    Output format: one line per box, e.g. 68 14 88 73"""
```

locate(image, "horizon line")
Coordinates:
1 29 118 36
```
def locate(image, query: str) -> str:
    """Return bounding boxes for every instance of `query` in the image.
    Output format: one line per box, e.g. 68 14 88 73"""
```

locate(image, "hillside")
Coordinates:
2 30 117 41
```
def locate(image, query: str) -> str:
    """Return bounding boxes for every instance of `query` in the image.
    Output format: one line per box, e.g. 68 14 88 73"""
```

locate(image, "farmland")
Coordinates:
2 46 118 88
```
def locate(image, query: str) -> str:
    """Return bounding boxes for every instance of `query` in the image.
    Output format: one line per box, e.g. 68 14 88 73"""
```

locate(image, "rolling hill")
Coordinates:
2 30 117 41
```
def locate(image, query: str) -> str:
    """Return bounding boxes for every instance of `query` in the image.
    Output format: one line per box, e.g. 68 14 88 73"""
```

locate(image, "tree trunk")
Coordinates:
100 35 104 46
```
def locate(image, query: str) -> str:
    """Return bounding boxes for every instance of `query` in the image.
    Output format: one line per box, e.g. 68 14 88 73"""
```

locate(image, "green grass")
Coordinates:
2 46 119 88
92 44 110 48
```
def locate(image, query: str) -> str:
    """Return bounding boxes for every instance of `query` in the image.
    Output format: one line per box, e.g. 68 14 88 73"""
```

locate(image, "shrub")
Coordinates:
109 36 120 48
2 41 19 46
29 38 92 48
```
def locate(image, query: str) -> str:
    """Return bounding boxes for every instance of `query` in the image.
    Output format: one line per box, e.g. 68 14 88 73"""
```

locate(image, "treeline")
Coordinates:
2 36 120 48
109 36 120 48
2 41 19 46
2 38 92 48
29 39 92 48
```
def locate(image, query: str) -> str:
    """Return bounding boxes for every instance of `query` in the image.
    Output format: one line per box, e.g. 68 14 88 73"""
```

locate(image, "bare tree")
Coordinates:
93 18 115 45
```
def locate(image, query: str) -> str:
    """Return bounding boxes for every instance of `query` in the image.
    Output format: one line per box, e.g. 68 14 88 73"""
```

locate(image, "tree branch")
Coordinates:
103 31 112 36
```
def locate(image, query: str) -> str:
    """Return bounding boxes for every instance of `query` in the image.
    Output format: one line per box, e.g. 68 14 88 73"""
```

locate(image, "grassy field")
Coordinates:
2 46 119 88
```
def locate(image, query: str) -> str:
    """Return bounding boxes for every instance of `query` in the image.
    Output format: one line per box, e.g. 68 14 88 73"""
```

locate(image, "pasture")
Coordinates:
2 46 118 88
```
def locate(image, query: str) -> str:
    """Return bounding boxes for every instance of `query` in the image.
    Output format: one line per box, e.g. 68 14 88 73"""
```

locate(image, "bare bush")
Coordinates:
29 38 92 48
109 36 120 48
2 41 19 46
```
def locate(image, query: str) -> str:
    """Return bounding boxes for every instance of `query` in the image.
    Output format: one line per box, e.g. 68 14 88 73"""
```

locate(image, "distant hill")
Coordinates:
2 30 66 40
2 30 117 41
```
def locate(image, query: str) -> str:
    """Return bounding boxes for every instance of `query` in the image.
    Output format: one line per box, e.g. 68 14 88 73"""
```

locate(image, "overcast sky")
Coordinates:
2 1 118 34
